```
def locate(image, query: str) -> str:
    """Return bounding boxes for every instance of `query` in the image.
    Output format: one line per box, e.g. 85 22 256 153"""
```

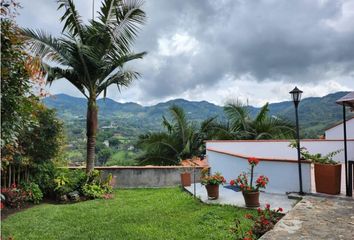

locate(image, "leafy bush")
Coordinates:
82 183 106 199
53 169 86 196
22 183 43 204
81 170 113 199
1 184 27 208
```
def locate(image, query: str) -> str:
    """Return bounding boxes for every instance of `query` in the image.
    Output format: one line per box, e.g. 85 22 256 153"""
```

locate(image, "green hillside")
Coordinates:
43 91 352 139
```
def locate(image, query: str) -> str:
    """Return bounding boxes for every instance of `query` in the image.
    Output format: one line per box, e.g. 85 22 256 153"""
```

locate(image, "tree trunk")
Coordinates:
86 97 98 173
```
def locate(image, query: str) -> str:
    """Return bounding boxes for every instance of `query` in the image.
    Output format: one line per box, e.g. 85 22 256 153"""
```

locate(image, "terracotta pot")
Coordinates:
180 173 191 187
205 184 219 199
242 191 260 207
314 163 341 195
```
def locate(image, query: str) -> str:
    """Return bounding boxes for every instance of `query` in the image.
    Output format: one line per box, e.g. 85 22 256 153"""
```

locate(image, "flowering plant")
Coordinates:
201 170 226 185
229 157 269 192
242 204 283 239
1 183 28 208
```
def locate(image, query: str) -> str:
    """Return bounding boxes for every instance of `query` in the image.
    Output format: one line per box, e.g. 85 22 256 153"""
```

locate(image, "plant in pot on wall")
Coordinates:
304 150 343 195
230 157 269 207
290 142 343 195
201 168 226 199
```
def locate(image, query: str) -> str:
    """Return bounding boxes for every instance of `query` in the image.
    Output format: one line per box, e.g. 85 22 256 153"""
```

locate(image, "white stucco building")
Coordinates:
325 117 354 140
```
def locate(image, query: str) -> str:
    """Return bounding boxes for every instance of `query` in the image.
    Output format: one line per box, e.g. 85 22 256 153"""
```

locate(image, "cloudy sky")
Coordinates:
18 0 354 106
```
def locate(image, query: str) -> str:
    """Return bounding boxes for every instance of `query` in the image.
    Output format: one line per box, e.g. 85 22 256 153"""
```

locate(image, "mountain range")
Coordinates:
43 91 352 138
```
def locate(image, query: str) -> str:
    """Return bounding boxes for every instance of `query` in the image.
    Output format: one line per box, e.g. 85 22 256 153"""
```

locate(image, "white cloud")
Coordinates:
158 33 200 56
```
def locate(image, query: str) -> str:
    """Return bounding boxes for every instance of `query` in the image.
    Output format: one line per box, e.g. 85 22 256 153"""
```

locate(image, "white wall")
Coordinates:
207 151 311 194
325 118 354 140
207 140 354 163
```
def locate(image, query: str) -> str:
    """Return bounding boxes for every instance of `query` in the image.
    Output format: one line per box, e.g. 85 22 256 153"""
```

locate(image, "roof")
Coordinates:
181 157 209 167
325 116 354 131
336 91 354 110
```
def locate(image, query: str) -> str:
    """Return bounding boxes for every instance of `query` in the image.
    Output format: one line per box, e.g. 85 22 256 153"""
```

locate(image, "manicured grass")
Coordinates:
1 188 254 240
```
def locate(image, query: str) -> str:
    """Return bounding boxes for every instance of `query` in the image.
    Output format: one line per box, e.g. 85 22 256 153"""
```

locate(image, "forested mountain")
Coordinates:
43 91 352 138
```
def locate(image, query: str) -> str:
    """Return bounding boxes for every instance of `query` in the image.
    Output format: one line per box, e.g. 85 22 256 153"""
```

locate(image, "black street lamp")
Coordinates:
290 86 304 195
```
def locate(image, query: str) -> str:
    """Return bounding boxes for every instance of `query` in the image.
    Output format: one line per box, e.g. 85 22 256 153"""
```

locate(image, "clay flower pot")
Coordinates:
314 163 341 195
205 184 219 199
180 172 191 187
242 191 260 207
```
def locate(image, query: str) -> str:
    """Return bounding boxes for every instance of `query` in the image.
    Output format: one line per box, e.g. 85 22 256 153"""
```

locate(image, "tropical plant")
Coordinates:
21 0 146 172
218 101 295 140
137 105 217 165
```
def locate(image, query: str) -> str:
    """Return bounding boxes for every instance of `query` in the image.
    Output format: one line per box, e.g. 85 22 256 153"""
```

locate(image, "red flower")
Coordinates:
230 180 235 186
278 207 283 212
248 157 259 166
265 203 270 209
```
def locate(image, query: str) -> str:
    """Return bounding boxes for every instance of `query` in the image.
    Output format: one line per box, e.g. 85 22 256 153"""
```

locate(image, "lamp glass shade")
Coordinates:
290 87 303 103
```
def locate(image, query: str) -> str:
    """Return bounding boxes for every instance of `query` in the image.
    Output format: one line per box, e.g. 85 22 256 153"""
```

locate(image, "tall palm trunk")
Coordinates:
86 97 98 173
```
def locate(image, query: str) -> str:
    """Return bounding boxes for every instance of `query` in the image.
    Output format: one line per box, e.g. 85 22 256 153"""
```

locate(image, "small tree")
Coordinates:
22 0 146 172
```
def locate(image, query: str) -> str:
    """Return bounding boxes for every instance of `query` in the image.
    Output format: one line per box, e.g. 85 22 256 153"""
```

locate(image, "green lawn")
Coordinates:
1 188 254 240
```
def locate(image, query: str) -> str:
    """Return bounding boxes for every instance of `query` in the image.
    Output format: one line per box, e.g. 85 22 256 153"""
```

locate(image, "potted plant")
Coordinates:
230 157 269 207
302 148 342 195
201 168 226 199
180 168 192 187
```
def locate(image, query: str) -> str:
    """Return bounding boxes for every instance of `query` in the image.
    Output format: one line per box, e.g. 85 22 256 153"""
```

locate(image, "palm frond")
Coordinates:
57 0 84 39
255 103 269 123
21 28 69 65
110 0 146 52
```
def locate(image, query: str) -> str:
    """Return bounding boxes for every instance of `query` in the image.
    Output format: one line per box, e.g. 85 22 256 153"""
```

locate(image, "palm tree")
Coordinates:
220 102 295 140
137 105 216 165
21 0 146 172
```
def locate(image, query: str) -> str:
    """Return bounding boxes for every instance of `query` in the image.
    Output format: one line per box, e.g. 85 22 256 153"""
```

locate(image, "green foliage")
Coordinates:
19 103 65 165
81 170 113 199
53 169 86 196
137 105 217 165
97 148 113 166
289 141 342 165
105 151 137 166
81 183 106 199
220 101 295 140
2 188 254 239
22 183 43 204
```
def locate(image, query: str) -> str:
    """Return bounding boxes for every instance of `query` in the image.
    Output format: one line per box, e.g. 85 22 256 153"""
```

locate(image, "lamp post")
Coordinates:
290 86 304 195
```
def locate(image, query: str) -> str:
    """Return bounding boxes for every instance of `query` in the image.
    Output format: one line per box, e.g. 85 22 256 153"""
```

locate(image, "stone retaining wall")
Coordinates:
68 166 205 188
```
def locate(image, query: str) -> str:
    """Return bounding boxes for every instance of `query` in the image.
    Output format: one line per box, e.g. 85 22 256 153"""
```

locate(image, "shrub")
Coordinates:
81 170 113 199
243 204 283 239
53 169 87 197
82 183 106 199
1 184 27 208
22 182 43 204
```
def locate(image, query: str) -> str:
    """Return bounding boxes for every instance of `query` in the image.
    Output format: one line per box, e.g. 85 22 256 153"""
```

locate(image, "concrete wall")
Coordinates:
70 166 205 188
325 117 354 140
206 139 354 163
207 150 312 194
